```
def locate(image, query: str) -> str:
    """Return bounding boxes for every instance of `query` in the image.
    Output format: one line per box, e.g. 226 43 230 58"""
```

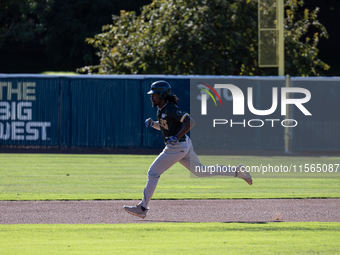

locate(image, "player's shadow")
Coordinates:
222 221 284 224
143 219 188 223
140 220 284 223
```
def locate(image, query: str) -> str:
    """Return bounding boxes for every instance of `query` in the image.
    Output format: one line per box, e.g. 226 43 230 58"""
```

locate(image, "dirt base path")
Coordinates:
1 199 339 224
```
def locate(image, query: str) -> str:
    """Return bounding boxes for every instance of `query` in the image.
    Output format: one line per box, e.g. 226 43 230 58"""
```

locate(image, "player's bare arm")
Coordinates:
152 121 160 130
175 116 195 139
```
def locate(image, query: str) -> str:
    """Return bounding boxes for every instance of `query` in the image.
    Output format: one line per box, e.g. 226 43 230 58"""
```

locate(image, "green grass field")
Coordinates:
1 223 339 255
1 153 339 254
0 154 339 200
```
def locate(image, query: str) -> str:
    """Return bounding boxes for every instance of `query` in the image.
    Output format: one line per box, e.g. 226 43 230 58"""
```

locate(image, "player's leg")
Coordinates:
140 143 190 208
179 138 252 184
179 142 236 177
124 143 190 218
124 149 183 218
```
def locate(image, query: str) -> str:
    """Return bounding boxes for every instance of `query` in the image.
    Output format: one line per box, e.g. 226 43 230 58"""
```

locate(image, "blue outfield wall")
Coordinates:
0 76 59 146
290 77 340 152
189 77 286 151
0 74 339 152
0 75 190 149
60 76 189 148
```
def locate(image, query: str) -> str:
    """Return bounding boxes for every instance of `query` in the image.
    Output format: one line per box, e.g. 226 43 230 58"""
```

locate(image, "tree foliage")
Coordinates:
42 0 152 65
0 0 47 48
285 0 329 76
78 0 329 76
0 0 151 68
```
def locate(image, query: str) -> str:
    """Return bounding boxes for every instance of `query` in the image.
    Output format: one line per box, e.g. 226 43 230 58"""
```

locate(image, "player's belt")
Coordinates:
165 137 186 143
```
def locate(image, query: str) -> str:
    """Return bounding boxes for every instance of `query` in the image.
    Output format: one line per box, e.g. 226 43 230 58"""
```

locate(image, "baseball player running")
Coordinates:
124 80 252 219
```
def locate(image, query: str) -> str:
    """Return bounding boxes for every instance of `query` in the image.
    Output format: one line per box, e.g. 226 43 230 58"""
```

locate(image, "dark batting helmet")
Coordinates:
147 80 171 98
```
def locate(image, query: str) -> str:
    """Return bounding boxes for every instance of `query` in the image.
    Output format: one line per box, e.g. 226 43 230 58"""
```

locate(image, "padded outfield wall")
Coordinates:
0 74 339 152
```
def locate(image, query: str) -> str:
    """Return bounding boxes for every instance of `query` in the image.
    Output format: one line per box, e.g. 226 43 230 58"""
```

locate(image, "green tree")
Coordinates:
42 0 151 65
0 0 151 71
78 0 329 76
0 0 47 48
284 0 329 76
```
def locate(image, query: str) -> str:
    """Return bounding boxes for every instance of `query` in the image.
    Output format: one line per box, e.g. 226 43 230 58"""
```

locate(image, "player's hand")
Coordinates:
145 118 153 128
167 136 179 145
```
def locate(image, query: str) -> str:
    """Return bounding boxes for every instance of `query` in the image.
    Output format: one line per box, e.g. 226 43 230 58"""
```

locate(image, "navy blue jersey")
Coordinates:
157 102 189 142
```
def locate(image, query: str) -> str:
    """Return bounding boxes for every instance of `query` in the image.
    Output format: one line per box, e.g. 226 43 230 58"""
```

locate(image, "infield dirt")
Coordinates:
0 199 339 224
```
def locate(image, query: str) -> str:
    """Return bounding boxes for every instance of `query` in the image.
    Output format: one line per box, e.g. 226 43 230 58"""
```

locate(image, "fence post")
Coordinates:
284 74 291 153
58 77 61 148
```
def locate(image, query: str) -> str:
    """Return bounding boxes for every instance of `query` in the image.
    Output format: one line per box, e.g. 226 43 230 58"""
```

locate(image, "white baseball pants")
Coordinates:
140 136 236 208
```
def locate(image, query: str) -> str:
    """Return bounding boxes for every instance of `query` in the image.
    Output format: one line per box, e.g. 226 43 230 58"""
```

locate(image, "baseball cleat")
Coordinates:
123 204 149 219
235 164 253 185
